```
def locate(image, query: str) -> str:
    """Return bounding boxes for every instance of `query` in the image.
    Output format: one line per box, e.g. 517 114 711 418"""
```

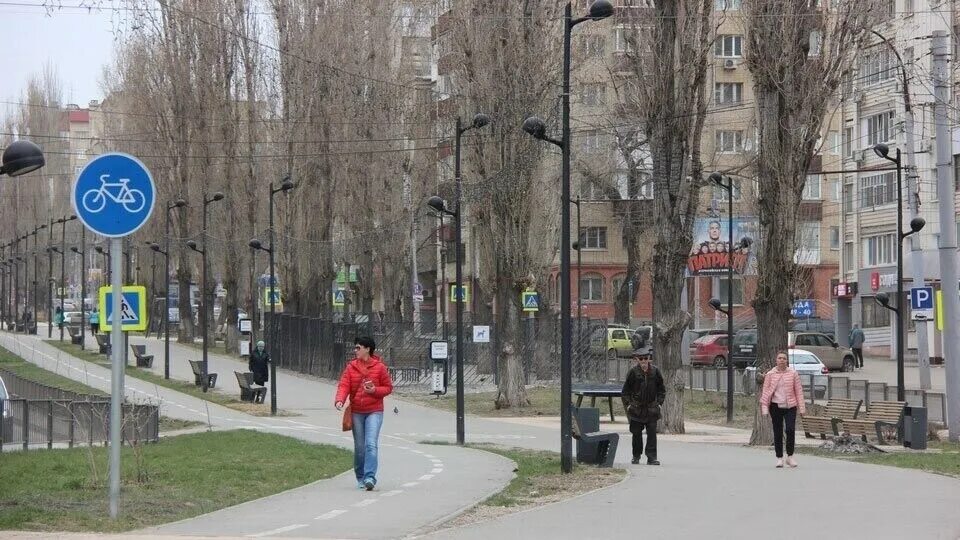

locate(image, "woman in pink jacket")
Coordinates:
759 350 806 468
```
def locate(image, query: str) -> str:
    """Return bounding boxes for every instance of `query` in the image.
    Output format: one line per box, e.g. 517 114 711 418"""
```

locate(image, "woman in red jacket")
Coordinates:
335 336 393 490
759 350 807 468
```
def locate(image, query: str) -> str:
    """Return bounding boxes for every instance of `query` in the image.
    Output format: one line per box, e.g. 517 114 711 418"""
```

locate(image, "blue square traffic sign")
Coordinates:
910 287 934 310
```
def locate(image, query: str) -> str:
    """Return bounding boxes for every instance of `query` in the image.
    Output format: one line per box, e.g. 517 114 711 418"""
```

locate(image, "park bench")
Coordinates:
94 333 111 355
836 400 907 445
572 383 622 422
188 360 218 389
571 406 619 467
66 325 83 345
802 398 863 439
235 371 266 403
131 345 154 369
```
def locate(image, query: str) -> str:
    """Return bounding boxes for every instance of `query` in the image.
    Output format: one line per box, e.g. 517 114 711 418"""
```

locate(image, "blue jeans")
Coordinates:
351 412 383 484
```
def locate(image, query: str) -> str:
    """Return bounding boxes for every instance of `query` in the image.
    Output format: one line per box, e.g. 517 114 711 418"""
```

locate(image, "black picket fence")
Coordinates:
262 313 613 389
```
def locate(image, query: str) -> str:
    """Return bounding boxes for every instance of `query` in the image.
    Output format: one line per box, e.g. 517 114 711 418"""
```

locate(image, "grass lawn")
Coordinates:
157 417 205 432
797 440 960 479
407 386 759 430
0 430 352 532
0 345 106 397
44 340 293 417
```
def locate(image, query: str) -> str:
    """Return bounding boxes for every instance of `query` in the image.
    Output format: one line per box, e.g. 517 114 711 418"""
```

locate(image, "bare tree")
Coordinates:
742 0 878 444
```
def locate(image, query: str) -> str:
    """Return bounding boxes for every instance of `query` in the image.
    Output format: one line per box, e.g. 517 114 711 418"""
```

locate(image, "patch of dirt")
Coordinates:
437 467 625 531
225 402 299 416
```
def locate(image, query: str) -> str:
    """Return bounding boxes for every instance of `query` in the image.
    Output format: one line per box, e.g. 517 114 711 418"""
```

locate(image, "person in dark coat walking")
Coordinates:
249 340 270 386
621 350 666 465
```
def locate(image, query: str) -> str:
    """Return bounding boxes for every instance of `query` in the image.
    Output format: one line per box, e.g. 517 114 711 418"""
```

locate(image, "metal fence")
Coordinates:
1 367 106 401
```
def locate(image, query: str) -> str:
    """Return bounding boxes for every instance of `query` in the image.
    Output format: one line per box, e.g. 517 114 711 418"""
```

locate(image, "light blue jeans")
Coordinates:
351 411 383 485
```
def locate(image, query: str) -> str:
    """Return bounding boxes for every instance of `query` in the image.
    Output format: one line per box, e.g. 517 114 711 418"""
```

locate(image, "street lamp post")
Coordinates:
874 143 925 401
58 215 77 341
427 113 489 445
70 241 86 350
521 0 612 473
30 224 47 334
570 196 583 370
249 176 295 416
49 246 65 339
164 199 187 380
189 192 224 393
710 172 736 423
96 245 111 283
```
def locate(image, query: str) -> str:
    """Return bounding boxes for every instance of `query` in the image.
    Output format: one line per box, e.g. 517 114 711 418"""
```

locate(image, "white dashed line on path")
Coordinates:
352 499 379 508
248 523 307 537
315 509 348 521
418 474 434 481
402 482 420 487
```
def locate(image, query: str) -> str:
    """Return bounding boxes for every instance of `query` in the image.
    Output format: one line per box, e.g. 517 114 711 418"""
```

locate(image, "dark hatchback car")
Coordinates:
730 328 758 368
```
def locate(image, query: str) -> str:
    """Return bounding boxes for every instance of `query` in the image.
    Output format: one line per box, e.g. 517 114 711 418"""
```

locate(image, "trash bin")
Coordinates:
902 406 928 450
574 406 601 463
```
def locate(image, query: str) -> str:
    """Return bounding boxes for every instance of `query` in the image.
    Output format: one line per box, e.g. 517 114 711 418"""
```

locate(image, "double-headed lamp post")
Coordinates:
521 0 613 474
709 172 736 423
249 174 295 416
426 112 489 446
873 143 925 402
150 243 172 378
188 192 224 393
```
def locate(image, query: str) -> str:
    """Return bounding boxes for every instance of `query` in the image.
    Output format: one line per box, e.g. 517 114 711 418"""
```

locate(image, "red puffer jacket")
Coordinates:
335 356 393 414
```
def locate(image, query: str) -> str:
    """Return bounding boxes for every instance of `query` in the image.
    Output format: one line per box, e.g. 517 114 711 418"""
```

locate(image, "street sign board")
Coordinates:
450 284 470 303
790 299 815 318
98 285 147 332
333 289 346 307
473 325 491 343
238 318 252 333
72 153 156 238
263 288 282 307
522 291 540 312
911 286 935 320
430 341 449 360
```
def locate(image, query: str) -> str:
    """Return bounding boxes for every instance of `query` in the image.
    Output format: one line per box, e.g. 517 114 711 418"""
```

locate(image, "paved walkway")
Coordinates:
5 328 960 539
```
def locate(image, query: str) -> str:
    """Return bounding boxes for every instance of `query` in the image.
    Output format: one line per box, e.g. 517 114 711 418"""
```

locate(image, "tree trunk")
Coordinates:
494 281 529 409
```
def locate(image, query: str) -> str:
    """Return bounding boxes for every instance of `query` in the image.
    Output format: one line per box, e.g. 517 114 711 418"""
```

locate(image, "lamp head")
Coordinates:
0 140 45 177
873 143 890 159
38 224 46 230
875 292 890 307
709 172 723 185
248 239 263 250
708 298 723 311
588 0 614 19
426 196 447 214
150 243 162 253
70 247 80 254
572 241 580 251
741 236 754 248
186 240 198 250
212 192 225 202
173 198 187 208
281 178 295 191
909 217 926 233
472 113 491 129
522 116 548 140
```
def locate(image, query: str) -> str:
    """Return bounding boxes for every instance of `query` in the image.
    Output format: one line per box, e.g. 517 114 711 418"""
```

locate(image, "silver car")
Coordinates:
788 331 856 372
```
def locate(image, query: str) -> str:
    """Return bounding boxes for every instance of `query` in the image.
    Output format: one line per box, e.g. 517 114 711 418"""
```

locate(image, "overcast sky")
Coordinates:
0 2 118 108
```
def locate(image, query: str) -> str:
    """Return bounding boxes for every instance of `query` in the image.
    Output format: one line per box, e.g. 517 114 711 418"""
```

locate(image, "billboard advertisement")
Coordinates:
686 217 759 276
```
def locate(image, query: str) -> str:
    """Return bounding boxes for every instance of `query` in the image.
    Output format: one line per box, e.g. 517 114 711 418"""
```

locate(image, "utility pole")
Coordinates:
932 31 960 441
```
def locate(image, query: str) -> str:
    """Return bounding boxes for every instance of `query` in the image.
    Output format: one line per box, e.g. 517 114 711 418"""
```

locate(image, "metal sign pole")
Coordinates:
108 236 123 518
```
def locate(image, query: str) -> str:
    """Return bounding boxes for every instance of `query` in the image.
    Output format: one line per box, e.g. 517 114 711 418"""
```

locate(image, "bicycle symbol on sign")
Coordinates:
81 175 147 214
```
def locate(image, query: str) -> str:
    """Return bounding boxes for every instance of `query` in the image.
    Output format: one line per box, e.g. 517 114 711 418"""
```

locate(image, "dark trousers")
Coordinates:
770 404 797 458
629 420 657 460
852 347 864 368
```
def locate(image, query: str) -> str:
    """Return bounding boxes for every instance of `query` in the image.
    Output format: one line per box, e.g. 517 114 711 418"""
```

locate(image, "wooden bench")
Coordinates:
235 371 266 403
66 325 83 345
836 400 907 445
94 333 111 355
188 360 217 388
572 383 622 422
571 406 619 467
131 345 154 369
802 398 863 439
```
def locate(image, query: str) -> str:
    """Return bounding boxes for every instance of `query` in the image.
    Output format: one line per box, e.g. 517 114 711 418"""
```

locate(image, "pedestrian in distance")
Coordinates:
88 309 99 334
53 306 63 330
849 324 865 369
621 350 665 465
249 340 270 386
759 350 806 468
335 336 393 491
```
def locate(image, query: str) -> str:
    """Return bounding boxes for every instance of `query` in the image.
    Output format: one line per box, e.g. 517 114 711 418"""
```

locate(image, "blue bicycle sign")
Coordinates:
73 153 155 238
81 175 147 214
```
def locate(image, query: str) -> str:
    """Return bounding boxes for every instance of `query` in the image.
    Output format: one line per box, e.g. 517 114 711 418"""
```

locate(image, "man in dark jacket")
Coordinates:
621 350 666 465
249 340 270 386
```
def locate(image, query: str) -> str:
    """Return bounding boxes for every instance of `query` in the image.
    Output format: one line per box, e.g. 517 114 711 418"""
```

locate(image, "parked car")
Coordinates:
63 311 83 325
747 349 828 398
0 375 12 442
789 318 836 339
589 326 635 357
689 334 729 367
730 328 757 368
788 331 856 372
685 328 727 343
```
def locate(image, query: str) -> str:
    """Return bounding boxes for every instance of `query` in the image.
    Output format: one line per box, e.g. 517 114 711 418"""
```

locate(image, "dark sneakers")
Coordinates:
647 459 660 466
364 479 375 491
631 457 640 464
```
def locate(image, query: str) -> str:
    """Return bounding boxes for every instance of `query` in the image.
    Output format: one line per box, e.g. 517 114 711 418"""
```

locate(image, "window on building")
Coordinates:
715 0 741 9
714 82 743 105
862 298 891 328
843 127 853 158
843 181 854 213
796 222 821 264
616 170 654 200
843 241 855 270
582 179 607 201
611 274 626 299
864 111 895 146
808 30 823 56
859 47 894 87
582 35 605 58
716 276 744 306
715 130 743 153
828 131 840 155
580 83 606 107
579 227 608 249
802 174 821 200
614 27 635 53
714 35 743 58
862 233 897 266
580 273 605 302
830 226 840 249
713 177 743 201
860 172 896 207
580 130 604 153
829 177 841 201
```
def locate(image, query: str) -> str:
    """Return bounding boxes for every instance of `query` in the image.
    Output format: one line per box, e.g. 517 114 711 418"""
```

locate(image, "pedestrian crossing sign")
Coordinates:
522 290 540 312
263 288 283 307
333 289 346 307
449 284 470 304
98 285 147 332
